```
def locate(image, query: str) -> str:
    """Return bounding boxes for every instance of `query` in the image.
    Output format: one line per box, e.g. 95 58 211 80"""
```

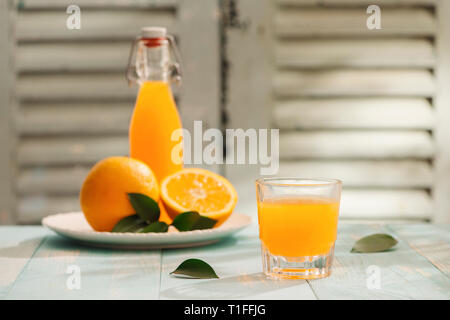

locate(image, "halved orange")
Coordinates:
160 168 238 226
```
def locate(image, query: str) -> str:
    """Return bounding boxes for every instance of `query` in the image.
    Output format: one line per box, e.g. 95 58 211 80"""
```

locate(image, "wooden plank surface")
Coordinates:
274 70 435 97
275 8 436 37
1 223 448 299
307 223 449 299
0 227 49 298
279 131 434 159
5 235 162 299
159 226 317 300
387 224 450 277
273 98 434 129
276 39 435 68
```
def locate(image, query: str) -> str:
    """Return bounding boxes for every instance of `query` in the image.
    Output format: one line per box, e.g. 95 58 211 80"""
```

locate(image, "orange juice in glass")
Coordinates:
256 178 342 279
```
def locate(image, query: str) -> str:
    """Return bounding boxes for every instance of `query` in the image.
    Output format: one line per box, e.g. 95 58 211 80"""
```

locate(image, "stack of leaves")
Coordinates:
112 193 217 233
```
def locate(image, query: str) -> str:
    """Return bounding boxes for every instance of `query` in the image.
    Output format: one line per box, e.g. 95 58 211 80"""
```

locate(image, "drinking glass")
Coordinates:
255 178 342 279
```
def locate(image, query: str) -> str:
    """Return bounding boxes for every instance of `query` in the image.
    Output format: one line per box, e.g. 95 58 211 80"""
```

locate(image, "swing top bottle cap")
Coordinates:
141 27 167 39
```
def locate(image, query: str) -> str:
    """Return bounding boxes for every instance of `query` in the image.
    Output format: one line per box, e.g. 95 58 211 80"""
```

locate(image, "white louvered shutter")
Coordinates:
225 0 449 221
2 0 449 224
8 0 220 223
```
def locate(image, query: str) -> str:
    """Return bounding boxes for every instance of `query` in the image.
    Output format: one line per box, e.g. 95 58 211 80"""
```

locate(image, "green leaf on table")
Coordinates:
139 221 169 233
171 211 217 231
170 258 219 279
127 193 160 223
351 233 398 253
111 214 147 233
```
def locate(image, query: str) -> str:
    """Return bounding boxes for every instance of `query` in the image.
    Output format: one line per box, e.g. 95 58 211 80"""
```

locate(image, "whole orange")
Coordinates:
80 156 159 232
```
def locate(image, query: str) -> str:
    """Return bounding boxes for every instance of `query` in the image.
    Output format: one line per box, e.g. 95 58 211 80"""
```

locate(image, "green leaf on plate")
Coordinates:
111 214 147 233
351 233 398 253
171 211 217 231
170 211 199 231
127 193 160 223
170 258 219 279
139 221 169 233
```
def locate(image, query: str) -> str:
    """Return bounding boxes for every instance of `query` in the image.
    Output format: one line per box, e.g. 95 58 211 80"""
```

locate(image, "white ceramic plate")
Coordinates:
42 212 251 249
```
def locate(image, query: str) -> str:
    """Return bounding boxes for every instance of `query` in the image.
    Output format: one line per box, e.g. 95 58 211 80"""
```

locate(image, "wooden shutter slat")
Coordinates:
17 188 433 224
340 189 432 219
18 166 90 195
276 8 436 37
17 74 138 101
222 0 439 222
277 160 433 188
18 195 80 224
279 131 434 159
17 10 176 41
277 0 437 7
18 136 128 166
10 0 222 224
276 39 435 68
18 160 430 194
273 98 434 129
17 42 131 73
18 103 132 135
274 70 435 97
19 0 178 9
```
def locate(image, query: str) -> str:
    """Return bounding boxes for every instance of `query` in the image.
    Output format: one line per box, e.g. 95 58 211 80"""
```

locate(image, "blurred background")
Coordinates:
0 0 449 225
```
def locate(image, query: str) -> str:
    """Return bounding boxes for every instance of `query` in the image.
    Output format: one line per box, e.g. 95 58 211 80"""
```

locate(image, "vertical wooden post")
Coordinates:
224 0 274 215
0 0 16 224
177 0 221 173
434 0 450 223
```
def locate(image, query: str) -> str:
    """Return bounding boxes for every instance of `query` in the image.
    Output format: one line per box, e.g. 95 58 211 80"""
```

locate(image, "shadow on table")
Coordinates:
0 233 248 258
160 272 307 299
41 234 244 254
0 237 45 258
0 235 140 258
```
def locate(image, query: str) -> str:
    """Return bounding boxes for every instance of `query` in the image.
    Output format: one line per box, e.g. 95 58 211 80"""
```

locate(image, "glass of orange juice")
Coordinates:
255 178 342 280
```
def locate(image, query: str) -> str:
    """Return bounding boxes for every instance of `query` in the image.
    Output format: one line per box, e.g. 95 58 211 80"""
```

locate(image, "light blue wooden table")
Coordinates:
1 222 449 299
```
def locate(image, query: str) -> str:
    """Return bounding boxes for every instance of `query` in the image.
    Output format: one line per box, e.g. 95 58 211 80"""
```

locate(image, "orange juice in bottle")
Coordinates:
129 81 182 181
126 27 183 222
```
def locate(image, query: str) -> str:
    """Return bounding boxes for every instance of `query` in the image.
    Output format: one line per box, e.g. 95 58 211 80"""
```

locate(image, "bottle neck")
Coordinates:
136 39 170 83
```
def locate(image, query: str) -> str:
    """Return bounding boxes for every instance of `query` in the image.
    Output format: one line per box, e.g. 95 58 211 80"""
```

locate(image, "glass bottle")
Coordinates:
127 27 183 182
